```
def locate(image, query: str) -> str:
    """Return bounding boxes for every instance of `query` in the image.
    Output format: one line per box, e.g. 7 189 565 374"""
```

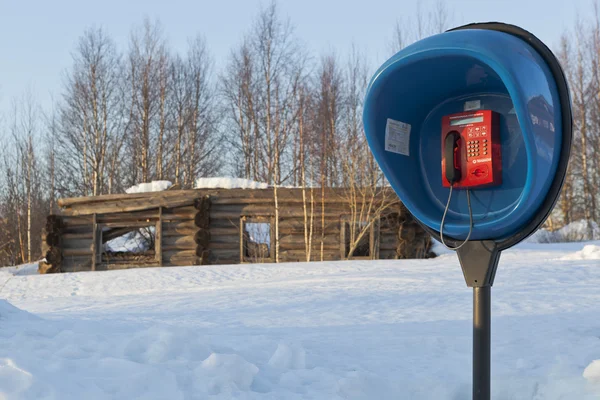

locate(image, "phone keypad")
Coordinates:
466 139 489 158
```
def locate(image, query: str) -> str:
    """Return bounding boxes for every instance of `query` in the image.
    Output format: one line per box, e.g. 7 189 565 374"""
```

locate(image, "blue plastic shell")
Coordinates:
363 29 562 240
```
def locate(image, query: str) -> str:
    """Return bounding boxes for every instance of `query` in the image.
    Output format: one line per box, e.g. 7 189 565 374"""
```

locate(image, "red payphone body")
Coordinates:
441 110 502 188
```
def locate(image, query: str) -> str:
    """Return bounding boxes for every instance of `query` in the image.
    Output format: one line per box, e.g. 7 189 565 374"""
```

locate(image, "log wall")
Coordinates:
40 188 432 273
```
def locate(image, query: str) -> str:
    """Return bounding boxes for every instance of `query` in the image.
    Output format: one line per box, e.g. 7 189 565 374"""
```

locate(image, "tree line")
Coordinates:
553 7 600 236
0 0 596 267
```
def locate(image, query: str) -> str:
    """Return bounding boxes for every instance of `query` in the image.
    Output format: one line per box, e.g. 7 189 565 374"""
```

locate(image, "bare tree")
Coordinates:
3 92 44 264
389 0 452 55
126 18 169 184
56 27 123 196
182 35 221 188
221 40 259 179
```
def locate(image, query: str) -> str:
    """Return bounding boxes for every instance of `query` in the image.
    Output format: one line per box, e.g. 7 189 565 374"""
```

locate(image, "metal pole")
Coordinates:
473 286 491 400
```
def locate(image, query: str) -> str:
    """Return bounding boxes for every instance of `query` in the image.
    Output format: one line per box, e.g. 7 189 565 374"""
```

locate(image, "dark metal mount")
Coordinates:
456 240 501 288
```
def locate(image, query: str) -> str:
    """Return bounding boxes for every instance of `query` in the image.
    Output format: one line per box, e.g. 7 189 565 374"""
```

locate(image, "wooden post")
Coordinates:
339 217 346 260
239 216 245 263
91 213 97 271
156 207 163 266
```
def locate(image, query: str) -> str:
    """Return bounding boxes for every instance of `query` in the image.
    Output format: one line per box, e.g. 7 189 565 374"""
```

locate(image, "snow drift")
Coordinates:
528 219 600 243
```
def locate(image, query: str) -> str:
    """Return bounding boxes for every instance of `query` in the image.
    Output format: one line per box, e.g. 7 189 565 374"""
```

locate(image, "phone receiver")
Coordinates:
444 131 462 184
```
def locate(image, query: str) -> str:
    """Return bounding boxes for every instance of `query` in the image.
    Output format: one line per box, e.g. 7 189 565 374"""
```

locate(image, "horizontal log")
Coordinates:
210 227 239 236
208 249 240 261
162 243 198 251
162 205 198 215
162 214 196 221
163 235 196 248
210 217 340 237
60 193 201 216
208 241 240 250
62 217 93 229
162 228 198 237
62 248 93 257
99 221 157 228
278 250 341 261
163 220 197 231
210 210 347 219
62 239 93 250
58 192 157 207
163 249 197 258
278 217 339 229
379 250 398 259
163 251 199 266
96 217 158 224
206 258 237 266
105 263 161 270
379 233 399 248
209 220 240 231
379 243 400 251
279 234 338 246
208 188 399 204
280 243 340 252
62 232 94 240
61 261 93 273
62 225 94 236
58 189 204 208
211 203 353 216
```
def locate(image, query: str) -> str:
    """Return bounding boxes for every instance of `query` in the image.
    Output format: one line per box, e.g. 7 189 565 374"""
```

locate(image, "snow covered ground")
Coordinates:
1 242 600 399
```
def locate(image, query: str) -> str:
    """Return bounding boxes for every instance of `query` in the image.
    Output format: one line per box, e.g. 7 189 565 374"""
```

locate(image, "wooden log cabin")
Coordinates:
39 187 433 273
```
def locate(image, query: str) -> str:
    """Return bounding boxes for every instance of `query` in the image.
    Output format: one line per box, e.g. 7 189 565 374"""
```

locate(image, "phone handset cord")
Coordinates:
440 185 473 250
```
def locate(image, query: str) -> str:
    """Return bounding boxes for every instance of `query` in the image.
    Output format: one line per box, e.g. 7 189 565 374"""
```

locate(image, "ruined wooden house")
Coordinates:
39 187 432 273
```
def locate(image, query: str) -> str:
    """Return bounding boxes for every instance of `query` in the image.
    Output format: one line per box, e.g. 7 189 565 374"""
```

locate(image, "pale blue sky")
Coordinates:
0 0 589 117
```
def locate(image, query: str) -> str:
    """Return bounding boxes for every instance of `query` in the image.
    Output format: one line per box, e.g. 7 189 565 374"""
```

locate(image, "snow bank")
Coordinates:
2 263 40 276
0 299 37 322
528 220 600 243
195 177 268 189
126 180 172 194
560 244 600 260
584 360 600 384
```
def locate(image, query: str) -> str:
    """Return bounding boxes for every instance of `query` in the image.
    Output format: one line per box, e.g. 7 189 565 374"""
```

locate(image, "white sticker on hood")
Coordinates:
385 118 411 156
